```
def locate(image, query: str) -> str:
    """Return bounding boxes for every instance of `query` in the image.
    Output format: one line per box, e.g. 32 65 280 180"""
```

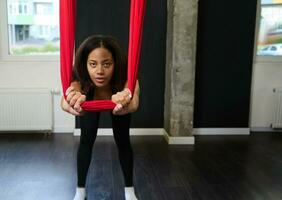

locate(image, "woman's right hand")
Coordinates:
61 96 82 116
60 86 86 116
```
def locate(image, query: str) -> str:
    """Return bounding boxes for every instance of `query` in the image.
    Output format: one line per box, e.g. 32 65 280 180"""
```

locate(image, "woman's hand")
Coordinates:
112 81 140 115
61 96 85 116
65 86 86 113
61 85 86 116
111 88 132 110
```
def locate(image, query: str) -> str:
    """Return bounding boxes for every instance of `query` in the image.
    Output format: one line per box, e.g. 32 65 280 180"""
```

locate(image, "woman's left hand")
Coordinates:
112 104 131 115
111 88 132 113
112 81 140 115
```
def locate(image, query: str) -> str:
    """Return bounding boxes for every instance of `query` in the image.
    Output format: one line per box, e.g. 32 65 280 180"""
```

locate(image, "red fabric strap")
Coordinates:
60 0 76 100
60 0 146 112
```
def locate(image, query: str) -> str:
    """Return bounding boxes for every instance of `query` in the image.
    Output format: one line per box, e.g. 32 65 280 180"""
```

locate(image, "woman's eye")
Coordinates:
103 63 111 68
90 63 96 67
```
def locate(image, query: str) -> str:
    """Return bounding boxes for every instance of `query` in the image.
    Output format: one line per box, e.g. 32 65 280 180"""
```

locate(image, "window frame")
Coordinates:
0 0 59 62
254 0 282 63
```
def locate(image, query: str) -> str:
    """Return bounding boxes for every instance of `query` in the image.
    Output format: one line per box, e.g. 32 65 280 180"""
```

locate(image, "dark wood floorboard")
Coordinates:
0 132 282 200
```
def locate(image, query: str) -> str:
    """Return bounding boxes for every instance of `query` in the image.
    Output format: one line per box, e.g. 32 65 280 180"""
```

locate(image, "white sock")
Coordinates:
125 187 138 200
73 187 86 200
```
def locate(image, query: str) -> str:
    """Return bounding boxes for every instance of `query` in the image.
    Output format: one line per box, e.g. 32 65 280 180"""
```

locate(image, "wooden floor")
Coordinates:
0 132 282 200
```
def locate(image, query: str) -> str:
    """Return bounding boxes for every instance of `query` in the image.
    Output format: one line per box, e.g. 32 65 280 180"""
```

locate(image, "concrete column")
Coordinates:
164 0 198 136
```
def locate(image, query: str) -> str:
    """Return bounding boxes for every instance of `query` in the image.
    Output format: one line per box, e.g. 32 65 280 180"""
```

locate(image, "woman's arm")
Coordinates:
127 80 140 112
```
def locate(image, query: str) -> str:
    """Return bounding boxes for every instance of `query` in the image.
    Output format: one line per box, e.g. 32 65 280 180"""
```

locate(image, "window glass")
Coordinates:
6 0 59 55
257 0 282 56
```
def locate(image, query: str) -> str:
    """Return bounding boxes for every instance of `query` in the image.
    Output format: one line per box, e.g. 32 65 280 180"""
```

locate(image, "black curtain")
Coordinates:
75 0 167 128
194 0 257 127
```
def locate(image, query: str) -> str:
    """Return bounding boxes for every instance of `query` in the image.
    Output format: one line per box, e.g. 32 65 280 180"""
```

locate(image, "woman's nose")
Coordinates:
96 65 104 74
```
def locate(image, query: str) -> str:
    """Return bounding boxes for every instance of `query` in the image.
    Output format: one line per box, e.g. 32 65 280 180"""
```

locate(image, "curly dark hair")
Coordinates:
73 35 127 96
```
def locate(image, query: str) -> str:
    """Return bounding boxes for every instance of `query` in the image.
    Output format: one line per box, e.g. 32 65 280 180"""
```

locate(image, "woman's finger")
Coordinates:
66 90 76 102
124 95 131 105
120 92 131 105
112 106 118 115
68 107 80 116
118 96 125 103
65 86 74 96
113 104 122 113
124 88 132 98
113 104 130 115
74 95 86 111
69 92 81 106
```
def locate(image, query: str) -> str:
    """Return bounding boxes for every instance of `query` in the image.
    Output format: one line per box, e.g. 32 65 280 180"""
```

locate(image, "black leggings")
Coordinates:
77 112 133 187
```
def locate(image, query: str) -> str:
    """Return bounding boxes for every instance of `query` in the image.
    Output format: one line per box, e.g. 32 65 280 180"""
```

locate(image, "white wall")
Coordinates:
250 61 282 129
0 0 74 133
249 0 282 131
0 60 75 133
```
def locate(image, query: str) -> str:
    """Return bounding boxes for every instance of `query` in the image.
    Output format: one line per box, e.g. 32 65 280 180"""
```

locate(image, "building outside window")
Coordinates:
257 0 282 56
6 0 59 55
34 2 54 15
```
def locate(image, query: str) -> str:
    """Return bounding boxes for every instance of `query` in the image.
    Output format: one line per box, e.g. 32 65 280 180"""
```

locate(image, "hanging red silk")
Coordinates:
60 0 146 112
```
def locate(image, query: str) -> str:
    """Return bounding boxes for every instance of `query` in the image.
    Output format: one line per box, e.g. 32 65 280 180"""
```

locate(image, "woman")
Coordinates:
61 35 140 200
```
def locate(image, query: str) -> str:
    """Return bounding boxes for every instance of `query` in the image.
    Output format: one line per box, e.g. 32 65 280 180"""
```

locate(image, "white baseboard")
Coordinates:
163 130 195 145
193 128 250 135
74 128 195 145
251 127 282 132
53 126 74 133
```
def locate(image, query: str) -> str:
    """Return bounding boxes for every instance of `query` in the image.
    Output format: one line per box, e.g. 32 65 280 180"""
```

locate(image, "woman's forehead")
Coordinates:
88 47 113 60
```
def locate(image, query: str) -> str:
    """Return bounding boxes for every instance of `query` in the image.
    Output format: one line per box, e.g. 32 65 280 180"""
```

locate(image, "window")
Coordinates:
19 4 22 14
24 4 27 14
5 0 59 56
34 3 54 15
257 0 282 56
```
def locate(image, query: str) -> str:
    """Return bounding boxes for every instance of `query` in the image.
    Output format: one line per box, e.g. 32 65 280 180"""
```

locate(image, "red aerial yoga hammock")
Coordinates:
60 0 146 112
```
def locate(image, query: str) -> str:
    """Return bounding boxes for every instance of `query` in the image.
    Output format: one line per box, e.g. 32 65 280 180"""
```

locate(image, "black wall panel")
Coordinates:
75 0 167 128
194 0 257 127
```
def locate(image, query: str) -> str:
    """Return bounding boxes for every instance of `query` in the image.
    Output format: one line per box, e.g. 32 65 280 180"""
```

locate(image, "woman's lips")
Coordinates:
95 78 106 83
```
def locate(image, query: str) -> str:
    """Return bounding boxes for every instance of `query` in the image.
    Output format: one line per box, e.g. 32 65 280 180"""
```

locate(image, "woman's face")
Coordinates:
87 47 114 89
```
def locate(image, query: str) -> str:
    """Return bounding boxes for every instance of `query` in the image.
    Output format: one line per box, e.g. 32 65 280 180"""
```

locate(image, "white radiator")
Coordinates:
0 88 53 131
272 88 282 129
